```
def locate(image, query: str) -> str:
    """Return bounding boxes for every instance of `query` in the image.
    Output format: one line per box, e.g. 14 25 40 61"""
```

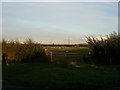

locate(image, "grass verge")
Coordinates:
2 62 120 89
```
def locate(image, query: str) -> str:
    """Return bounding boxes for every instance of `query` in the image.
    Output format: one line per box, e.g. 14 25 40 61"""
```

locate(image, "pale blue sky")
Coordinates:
2 2 118 44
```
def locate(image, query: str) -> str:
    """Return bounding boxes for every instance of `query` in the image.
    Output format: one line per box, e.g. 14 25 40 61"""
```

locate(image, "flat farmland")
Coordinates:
44 46 90 62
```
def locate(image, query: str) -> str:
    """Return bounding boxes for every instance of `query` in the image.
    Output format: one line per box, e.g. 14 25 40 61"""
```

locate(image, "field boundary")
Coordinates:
50 52 81 62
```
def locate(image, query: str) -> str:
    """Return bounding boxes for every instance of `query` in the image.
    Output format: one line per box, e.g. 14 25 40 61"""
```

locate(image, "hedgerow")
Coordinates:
2 38 49 63
86 32 120 64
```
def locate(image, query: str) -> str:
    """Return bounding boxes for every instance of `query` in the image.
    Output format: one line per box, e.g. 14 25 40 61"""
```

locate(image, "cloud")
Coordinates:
2 2 118 43
95 36 107 40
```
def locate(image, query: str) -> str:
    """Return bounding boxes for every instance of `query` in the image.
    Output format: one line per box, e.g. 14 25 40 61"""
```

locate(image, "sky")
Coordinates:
2 2 118 44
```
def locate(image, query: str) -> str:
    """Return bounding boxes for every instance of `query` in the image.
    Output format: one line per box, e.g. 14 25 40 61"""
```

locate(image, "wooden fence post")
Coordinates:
50 52 53 62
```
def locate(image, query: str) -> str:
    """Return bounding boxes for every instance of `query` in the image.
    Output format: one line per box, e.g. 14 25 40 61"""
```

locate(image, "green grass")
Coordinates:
44 47 90 63
3 62 120 89
3 47 120 89
44 46 89 54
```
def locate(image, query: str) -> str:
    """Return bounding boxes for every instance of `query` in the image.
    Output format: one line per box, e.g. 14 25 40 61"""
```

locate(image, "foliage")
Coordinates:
86 32 120 64
2 38 49 63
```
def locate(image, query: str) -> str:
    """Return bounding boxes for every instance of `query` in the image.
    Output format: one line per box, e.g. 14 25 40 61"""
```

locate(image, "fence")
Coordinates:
49 52 81 62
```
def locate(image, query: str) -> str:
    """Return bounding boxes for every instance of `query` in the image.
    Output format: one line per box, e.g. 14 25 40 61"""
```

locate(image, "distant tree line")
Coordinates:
86 32 120 64
2 38 49 63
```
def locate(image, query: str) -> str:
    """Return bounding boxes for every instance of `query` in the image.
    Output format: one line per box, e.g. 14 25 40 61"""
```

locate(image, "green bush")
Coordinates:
2 38 49 63
86 32 120 64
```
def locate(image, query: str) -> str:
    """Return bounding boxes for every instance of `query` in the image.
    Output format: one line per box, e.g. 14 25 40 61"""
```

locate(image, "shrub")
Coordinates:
2 38 49 63
86 32 120 64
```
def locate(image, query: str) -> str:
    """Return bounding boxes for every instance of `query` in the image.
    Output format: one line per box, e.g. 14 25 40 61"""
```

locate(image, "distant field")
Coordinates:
44 46 90 63
44 46 89 51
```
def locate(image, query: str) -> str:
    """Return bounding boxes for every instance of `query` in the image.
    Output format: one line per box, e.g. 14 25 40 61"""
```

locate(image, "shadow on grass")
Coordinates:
2 62 120 89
